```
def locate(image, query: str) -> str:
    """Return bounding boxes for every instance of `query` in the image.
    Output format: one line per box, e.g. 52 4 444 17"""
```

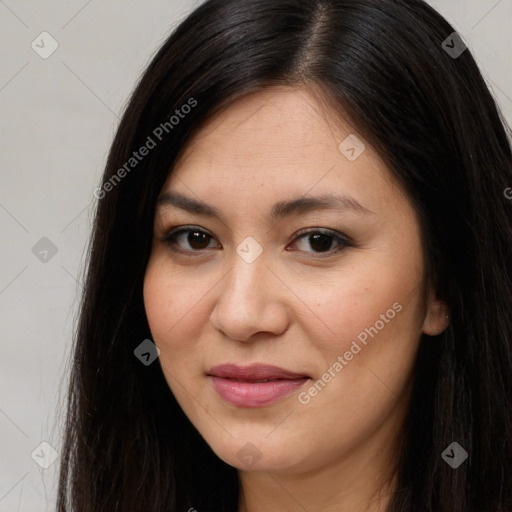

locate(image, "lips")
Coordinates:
207 363 310 407
207 363 309 381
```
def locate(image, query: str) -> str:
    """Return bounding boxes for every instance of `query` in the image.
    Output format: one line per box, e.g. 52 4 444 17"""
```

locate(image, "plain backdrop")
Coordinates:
0 0 511 510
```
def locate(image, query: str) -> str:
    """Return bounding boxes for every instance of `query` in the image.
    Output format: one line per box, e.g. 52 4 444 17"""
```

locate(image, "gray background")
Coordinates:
0 1 510 510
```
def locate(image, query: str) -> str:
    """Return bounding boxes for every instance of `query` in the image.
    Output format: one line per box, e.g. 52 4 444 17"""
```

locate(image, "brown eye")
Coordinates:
186 230 212 250
290 229 351 257
162 227 220 253
161 226 351 258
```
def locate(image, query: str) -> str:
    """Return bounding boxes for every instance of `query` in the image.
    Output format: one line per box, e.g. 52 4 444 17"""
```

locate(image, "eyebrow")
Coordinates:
156 190 374 221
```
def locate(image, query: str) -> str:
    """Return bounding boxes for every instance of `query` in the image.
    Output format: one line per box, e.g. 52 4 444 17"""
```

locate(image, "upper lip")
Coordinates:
207 363 309 380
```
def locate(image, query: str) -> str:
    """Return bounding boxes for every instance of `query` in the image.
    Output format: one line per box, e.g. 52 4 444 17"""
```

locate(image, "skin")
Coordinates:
143 87 449 512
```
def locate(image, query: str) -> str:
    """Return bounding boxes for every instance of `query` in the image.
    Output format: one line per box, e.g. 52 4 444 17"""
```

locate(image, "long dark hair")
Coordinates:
57 0 512 510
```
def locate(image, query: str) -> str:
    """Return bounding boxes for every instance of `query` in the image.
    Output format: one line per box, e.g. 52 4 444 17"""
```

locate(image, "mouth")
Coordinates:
207 363 310 380
206 363 311 407
220 378 288 383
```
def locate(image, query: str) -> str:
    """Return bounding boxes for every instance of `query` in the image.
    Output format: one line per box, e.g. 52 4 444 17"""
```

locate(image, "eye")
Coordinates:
289 228 351 257
161 226 220 253
160 226 352 257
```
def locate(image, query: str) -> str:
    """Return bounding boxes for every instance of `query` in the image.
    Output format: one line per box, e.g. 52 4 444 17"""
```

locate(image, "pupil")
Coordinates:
310 233 332 252
189 231 209 249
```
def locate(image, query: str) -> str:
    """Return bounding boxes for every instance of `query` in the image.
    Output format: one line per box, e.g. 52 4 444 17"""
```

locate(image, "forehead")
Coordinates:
160 87 403 217
174 87 346 171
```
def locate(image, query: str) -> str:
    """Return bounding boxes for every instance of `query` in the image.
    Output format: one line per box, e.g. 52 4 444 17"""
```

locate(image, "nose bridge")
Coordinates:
222 246 269 313
224 232 267 295
211 241 287 341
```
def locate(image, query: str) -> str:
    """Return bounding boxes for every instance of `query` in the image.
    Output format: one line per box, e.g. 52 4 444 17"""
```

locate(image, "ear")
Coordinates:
422 289 450 336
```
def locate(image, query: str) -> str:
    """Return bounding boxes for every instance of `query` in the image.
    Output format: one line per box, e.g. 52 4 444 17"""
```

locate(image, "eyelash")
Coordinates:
160 225 353 258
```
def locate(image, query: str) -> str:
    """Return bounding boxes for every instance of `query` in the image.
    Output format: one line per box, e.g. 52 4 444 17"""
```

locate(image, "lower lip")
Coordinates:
209 376 309 407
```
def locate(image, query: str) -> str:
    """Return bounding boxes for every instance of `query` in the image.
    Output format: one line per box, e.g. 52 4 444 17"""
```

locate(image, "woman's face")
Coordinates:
143 87 447 478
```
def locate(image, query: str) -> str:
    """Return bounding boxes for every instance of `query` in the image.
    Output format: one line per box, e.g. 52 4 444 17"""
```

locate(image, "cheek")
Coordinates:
300 263 421 348
143 256 213 366
291 267 423 442
293 254 425 408
143 265 177 343
143 259 180 342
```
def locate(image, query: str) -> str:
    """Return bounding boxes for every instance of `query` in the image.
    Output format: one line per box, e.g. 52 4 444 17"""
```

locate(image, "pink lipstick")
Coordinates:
207 363 310 407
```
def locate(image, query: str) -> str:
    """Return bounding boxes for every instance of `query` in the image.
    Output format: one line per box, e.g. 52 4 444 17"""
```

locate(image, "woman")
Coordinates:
57 0 512 510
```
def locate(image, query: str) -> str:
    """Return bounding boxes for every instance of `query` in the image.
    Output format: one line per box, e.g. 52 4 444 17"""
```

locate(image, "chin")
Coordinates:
205 435 307 473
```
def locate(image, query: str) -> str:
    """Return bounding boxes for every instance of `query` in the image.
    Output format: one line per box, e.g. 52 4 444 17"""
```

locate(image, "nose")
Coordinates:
210 252 290 342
